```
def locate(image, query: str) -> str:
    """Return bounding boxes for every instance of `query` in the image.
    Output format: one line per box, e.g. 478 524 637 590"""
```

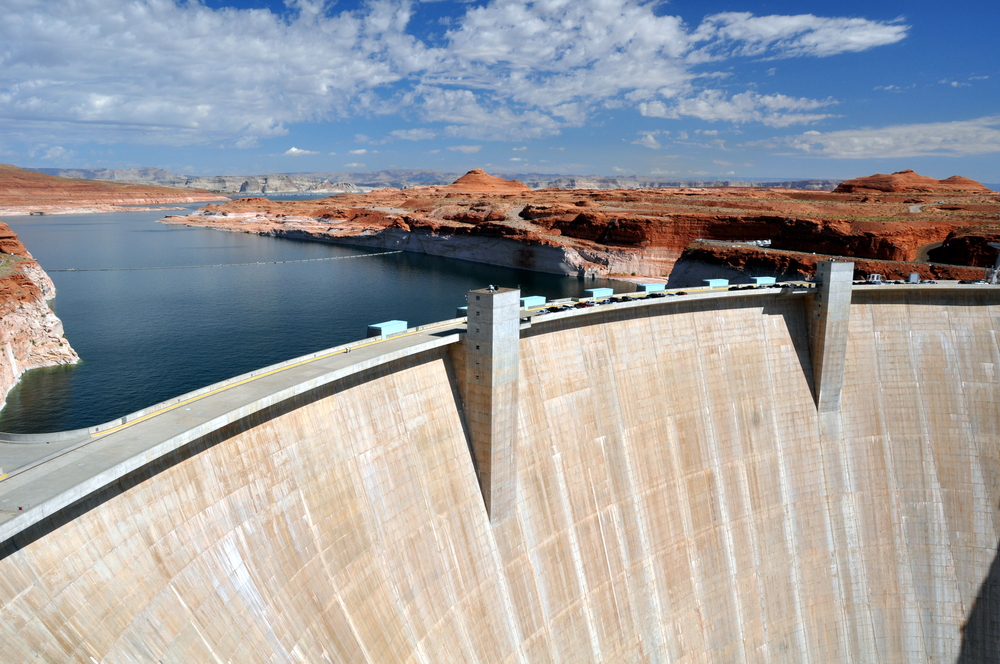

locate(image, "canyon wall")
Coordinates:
0 224 78 412
165 169 1000 280
0 287 997 662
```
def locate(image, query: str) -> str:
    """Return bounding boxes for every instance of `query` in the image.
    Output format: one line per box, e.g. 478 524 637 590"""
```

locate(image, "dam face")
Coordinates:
0 281 998 663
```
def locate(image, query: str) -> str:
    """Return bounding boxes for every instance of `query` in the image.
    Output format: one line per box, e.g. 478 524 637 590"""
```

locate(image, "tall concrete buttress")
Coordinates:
809 260 854 412
465 287 520 522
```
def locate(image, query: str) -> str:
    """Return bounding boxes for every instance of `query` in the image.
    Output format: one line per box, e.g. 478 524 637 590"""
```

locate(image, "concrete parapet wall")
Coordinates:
0 286 997 662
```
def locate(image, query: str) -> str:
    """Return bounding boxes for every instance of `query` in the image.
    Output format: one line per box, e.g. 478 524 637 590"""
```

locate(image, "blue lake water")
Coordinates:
1 203 621 433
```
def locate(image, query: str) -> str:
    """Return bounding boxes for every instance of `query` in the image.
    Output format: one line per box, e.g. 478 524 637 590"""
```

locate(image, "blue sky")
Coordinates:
2 0 997 181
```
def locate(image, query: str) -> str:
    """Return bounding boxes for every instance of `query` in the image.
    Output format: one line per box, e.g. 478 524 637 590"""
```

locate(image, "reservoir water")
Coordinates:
1 204 621 433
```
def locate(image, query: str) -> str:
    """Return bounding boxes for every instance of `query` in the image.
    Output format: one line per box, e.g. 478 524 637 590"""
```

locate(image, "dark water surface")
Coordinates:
2 205 620 433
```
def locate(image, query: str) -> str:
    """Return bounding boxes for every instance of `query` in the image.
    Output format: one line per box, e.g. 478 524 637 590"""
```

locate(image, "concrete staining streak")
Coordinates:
0 283 998 662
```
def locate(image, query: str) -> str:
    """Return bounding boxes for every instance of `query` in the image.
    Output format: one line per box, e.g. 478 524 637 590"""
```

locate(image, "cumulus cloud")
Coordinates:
349 149 369 154
447 145 482 153
284 147 318 156
0 0 908 146
783 116 1000 158
34 145 74 160
344 162 365 168
633 131 666 149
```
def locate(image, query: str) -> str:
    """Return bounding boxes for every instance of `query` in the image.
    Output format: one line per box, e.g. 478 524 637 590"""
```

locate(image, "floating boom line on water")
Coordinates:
47 251 403 272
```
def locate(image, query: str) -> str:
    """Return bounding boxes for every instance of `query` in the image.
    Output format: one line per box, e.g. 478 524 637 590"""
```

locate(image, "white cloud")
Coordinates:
633 131 666 149
690 12 908 59
0 0 430 146
349 149 369 154
41 146 73 160
388 128 437 141
783 116 1000 158
640 90 834 127
0 0 908 146
344 162 365 168
512 146 527 151
447 145 482 153
284 147 318 156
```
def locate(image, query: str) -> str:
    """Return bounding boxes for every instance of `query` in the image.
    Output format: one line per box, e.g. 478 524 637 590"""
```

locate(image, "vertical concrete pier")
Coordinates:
465 287 520 521
809 260 854 412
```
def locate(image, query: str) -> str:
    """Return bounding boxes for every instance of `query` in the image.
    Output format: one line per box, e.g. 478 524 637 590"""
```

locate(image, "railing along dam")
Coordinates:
0 263 998 663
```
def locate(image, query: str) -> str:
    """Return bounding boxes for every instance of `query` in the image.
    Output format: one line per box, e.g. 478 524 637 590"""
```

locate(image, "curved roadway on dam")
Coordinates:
0 280 998 663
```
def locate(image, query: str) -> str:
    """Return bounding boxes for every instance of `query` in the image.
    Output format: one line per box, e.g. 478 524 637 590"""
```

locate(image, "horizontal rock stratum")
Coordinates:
0 279 998 662
0 164 228 215
164 168 1000 281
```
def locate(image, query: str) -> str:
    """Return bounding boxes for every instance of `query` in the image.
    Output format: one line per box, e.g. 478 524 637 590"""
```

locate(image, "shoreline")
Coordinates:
0 199 229 217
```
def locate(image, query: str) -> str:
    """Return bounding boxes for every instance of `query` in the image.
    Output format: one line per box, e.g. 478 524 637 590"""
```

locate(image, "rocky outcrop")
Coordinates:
0 164 227 215
928 225 1000 267
181 175 364 195
0 223 79 411
514 175 844 190
162 168 1000 279
671 242 984 287
834 169 991 194
442 169 530 193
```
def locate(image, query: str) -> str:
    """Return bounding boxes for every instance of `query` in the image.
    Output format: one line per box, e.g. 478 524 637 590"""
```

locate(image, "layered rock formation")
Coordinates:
36 166 847 192
163 169 1000 281
443 168 530 193
925 224 1000 268
0 224 78 411
834 169 992 194
30 167 363 195
0 164 227 215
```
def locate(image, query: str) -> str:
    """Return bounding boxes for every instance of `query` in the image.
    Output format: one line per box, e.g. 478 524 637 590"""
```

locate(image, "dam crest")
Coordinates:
0 266 998 663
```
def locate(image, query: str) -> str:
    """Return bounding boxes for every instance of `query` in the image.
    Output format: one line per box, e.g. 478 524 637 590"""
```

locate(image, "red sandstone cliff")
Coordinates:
0 223 79 412
0 164 228 215
441 168 531 193
162 168 999 280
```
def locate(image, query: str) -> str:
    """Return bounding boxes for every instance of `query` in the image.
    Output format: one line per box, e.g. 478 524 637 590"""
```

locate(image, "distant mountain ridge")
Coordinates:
30 168 364 195
31 167 845 192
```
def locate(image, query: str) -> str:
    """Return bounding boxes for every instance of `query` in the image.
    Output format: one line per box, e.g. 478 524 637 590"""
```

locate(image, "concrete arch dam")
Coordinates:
0 272 998 663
